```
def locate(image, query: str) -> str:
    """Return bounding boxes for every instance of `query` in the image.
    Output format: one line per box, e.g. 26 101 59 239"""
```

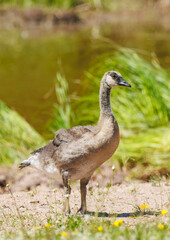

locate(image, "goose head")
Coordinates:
105 71 131 88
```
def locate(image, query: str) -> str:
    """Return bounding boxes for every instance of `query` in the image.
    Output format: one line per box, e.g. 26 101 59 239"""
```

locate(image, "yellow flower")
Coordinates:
113 221 119 227
167 227 170 231
113 220 123 227
97 226 103 232
61 232 68 237
118 220 123 224
158 224 164 230
44 223 51 228
161 210 168 215
140 204 149 210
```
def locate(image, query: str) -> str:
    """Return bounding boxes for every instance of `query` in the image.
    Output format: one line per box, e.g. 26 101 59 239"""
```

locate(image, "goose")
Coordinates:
19 71 131 214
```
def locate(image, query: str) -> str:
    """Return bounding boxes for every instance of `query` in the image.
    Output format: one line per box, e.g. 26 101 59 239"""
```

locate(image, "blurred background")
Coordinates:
0 0 170 186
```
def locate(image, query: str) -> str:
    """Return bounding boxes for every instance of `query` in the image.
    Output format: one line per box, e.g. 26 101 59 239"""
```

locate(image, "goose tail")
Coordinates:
19 159 31 169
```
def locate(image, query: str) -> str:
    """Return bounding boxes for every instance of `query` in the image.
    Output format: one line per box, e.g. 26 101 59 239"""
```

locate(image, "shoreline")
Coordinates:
0 5 170 31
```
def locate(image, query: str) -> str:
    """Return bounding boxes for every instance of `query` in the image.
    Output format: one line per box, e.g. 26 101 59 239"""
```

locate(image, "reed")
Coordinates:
47 72 73 133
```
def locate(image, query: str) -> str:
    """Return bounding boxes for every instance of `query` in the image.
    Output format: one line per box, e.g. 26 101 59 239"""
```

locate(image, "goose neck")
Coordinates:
99 80 112 116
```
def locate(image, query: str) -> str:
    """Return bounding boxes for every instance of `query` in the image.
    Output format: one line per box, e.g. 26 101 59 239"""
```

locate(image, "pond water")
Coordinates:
0 23 170 136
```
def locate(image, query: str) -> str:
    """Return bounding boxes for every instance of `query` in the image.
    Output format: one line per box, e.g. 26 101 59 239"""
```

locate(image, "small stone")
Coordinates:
0 175 6 188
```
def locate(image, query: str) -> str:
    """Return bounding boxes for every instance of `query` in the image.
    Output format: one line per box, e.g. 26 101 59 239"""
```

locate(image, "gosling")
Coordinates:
20 71 131 214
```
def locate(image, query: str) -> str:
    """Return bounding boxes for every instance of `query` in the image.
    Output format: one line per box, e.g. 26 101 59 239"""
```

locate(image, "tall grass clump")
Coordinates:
78 48 170 130
0 101 45 164
47 73 74 133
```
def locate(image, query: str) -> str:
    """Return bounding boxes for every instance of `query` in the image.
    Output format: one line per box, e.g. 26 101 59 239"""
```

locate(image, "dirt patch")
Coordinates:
0 166 169 223
0 181 169 233
0 166 169 233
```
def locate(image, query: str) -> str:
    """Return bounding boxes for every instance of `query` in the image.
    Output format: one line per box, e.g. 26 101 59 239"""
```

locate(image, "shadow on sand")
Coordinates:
85 211 160 218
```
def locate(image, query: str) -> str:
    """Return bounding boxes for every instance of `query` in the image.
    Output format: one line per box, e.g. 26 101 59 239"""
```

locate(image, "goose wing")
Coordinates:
53 125 96 147
30 125 96 155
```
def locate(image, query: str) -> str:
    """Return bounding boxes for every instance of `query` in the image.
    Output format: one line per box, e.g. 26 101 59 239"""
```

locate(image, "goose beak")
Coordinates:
119 78 131 87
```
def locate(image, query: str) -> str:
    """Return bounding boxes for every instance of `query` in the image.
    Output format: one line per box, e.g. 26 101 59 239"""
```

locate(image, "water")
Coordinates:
0 23 169 136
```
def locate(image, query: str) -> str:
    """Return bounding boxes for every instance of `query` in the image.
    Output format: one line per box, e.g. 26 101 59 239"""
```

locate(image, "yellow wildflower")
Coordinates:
113 221 119 227
44 223 51 228
61 232 68 237
140 204 149 210
118 220 123 224
161 210 168 215
97 226 103 232
113 220 123 227
158 224 164 230
167 227 170 231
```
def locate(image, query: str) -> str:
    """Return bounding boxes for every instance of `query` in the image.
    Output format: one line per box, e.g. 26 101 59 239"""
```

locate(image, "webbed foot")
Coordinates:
77 206 87 215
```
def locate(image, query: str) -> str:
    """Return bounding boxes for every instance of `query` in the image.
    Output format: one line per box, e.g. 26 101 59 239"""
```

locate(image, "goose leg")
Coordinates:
78 177 91 214
62 171 71 214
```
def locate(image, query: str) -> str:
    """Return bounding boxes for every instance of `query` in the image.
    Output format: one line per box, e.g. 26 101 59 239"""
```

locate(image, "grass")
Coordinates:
0 0 79 8
116 127 170 178
0 0 164 11
47 73 73 132
1 211 170 239
49 48 170 177
2 221 170 240
0 100 45 164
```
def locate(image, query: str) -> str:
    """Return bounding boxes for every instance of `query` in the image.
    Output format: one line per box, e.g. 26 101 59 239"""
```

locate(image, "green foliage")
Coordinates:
88 0 146 10
78 48 170 130
1 214 170 239
0 0 154 10
116 127 170 176
0 0 80 8
0 100 45 164
47 73 73 132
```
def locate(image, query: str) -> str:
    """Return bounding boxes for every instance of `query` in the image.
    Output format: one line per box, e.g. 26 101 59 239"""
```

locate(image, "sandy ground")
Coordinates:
0 166 169 233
